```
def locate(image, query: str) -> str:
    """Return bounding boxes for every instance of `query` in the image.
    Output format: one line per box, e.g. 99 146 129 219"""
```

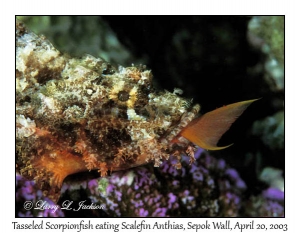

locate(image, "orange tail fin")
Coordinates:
180 99 258 150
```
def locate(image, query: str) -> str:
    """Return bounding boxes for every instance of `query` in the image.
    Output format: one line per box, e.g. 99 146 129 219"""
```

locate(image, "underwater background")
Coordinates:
16 16 284 217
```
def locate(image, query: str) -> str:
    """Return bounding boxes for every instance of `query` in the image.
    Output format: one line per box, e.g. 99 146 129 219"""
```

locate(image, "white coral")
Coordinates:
16 115 36 138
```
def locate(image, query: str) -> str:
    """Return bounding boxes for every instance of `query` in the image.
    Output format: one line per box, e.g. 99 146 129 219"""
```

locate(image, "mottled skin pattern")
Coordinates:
16 20 197 201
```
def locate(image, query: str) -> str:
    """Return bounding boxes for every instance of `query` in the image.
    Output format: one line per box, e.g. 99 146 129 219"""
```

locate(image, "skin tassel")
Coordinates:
180 99 258 150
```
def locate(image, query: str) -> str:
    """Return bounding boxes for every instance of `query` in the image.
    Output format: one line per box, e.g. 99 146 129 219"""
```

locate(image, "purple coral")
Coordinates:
16 174 64 217
225 168 247 190
16 146 285 217
262 187 284 201
72 148 249 217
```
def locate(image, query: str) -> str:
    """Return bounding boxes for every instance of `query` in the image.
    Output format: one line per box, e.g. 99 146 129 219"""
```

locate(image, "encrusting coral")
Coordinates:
16 148 284 217
16 19 255 202
16 174 65 217
52 148 284 217
61 148 247 217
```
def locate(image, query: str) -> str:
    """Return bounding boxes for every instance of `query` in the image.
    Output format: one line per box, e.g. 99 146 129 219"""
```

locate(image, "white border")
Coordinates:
1 0 298 232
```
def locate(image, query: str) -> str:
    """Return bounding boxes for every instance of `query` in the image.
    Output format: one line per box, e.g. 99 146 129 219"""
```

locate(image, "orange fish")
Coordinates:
179 99 258 150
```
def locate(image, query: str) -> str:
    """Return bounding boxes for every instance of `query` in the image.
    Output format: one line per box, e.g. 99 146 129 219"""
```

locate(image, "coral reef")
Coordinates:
16 19 254 203
59 148 284 217
60 148 247 217
252 111 284 150
248 16 284 92
16 174 64 217
243 187 284 217
246 16 284 194
16 16 133 65
259 167 284 192
16 17 284 217
16 148 284 217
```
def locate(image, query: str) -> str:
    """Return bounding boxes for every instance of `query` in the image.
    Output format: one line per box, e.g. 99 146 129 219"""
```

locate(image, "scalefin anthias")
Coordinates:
180 99 258 150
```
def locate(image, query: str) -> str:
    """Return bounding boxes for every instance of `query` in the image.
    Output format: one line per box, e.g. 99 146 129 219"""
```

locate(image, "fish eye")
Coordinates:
118 90 130 102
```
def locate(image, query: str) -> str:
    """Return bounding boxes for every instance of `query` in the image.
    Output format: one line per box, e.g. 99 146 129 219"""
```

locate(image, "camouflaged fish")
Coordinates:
16 20 256 201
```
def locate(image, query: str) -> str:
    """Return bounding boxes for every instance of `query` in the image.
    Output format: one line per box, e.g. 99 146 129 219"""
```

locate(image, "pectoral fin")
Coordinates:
180 99 258 150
